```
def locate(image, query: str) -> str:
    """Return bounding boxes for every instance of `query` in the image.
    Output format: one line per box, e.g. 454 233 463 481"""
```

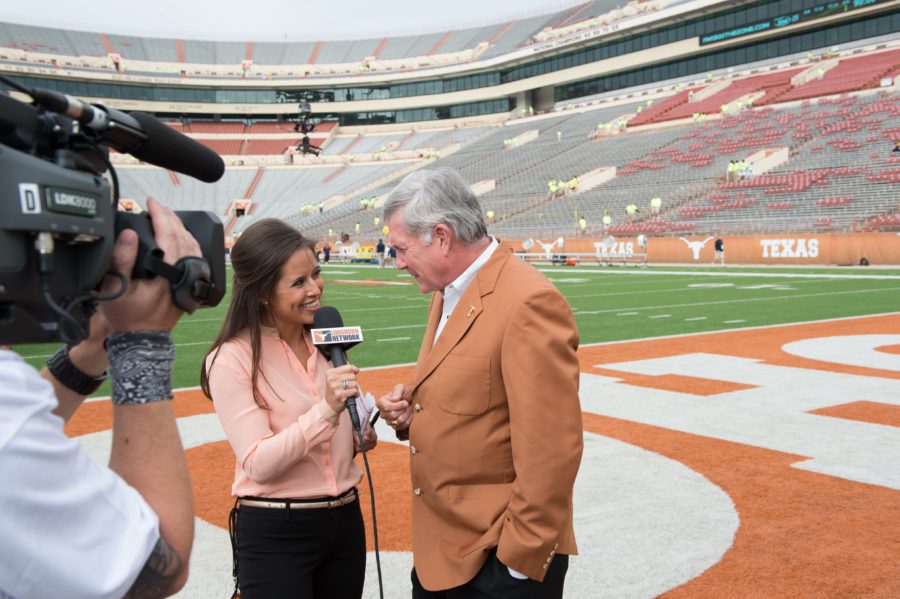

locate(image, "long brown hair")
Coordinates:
200 219 317 408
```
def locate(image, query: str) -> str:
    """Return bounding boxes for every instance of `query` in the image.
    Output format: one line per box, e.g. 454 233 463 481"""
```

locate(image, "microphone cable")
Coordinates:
352 414 384 599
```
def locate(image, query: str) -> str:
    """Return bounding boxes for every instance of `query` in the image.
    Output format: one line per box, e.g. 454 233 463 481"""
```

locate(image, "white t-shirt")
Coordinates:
0 350 160 599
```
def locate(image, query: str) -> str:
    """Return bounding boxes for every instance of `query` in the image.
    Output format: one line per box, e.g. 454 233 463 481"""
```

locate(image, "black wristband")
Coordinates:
46 347 108 395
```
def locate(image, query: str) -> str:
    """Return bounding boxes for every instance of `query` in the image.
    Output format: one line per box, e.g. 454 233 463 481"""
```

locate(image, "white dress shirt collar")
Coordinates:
434 237 499 344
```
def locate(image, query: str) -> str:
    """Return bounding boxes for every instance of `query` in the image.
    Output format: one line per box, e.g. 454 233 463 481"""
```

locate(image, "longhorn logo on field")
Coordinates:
679 236 714 260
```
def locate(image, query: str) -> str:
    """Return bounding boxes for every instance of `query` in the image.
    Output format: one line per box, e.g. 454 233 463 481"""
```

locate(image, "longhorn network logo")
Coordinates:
311 326 363 345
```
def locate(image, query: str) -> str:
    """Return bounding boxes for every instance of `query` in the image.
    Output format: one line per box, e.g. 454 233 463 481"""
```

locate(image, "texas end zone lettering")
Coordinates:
760 238 819 259
595 241 635 256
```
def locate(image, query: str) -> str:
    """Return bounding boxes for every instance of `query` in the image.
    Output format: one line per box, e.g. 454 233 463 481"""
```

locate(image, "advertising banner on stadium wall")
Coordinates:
521 233 900 265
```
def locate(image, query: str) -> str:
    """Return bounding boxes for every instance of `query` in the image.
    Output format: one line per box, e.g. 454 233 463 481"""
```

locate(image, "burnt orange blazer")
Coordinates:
405 245 583 591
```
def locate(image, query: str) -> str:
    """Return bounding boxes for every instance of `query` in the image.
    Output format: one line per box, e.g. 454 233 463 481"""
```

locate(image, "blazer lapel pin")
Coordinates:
467 305 476 318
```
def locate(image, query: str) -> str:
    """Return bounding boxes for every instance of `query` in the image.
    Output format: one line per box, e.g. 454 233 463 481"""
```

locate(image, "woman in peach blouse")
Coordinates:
201 219 375 599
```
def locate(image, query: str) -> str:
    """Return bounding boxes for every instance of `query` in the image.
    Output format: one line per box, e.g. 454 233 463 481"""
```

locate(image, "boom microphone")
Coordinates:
129 111 225 183
311 306 364 432
30 89 225 183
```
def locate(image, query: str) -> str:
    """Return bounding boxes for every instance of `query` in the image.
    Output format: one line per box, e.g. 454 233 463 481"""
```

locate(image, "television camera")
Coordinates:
0 76 227 346
294 100 322 156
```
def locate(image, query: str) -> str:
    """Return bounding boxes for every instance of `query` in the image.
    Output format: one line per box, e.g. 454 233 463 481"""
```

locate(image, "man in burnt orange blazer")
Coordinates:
377 168 583 598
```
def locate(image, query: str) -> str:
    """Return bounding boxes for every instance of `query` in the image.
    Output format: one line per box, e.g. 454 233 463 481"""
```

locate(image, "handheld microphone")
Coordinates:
312 305 385 598
311 306 364 433
30 88 225 183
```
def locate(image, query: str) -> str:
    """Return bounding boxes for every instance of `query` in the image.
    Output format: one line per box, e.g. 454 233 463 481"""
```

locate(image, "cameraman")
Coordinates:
0 199 198 598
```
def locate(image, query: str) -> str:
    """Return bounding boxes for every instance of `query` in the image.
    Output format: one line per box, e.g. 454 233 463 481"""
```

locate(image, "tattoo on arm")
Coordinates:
124 537 182 599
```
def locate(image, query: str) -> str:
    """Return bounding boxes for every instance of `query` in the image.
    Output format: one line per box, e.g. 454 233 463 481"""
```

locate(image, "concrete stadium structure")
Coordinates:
2 0 898 264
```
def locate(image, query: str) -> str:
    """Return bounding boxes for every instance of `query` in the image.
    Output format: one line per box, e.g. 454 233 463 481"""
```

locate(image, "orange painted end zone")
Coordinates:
579 313 900 380
592 370 757 396
582 412 900 598
66 316 900 596
810 400 900 428
65 389 214 437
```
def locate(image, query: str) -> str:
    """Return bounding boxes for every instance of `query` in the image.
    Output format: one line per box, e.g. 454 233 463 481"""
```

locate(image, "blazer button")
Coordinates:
413 488 422 496
414 403 422 412
410 446 417 455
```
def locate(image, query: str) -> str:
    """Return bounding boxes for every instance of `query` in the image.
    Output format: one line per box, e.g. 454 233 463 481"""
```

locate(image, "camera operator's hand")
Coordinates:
67 309 112 373
99 197 199 597
100 198 202 332
47 309 112 421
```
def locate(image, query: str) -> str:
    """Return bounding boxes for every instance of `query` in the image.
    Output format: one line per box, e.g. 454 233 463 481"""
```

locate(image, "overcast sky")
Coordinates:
1 0 586 41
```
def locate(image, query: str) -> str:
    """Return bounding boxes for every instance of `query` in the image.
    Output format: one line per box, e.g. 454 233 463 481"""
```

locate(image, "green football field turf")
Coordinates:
14 262 900 394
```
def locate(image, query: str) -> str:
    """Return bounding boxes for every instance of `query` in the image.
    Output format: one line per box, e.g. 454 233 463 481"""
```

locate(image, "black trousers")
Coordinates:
234 496 366 599
411 548 568 599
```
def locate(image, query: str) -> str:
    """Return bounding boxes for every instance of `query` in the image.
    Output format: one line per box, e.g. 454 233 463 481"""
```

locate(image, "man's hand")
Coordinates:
376 383 413 431
67 309 112 375
104 198 200 597
100 198 202 333
48 309 113 421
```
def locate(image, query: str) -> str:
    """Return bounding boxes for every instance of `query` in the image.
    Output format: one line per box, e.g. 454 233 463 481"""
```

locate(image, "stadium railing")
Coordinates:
517 251 648 267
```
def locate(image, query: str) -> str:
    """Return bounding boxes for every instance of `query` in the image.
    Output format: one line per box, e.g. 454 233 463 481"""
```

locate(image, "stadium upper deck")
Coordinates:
1 0 896 126
0 0 671 74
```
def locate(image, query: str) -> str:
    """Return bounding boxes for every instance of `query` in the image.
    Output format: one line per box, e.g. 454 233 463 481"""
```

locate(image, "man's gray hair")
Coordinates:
383 168 487 245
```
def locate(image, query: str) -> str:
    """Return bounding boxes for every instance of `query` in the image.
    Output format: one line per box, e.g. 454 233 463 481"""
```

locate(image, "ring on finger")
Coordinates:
342 379 349 390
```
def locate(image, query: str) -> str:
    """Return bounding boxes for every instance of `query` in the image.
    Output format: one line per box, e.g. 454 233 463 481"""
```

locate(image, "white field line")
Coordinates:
685 317 708 321
182 303 428 324
79 311 900 403
18 323 428 360
564 276 889 300
538 268 900 280
558 275 840 292
570 286 900 315
581 311 900 348
183 275 882 324
18 289 897 360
